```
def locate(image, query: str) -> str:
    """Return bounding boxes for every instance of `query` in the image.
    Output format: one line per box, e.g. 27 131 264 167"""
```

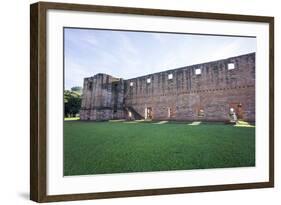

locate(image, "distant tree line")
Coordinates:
64 86 82 117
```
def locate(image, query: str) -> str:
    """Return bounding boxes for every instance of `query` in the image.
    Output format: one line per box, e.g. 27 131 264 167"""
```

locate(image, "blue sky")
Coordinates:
64 28 256 90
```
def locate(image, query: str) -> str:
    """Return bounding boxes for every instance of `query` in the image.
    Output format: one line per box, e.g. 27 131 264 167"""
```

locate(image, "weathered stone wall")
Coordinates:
80 73 125 120
80 53 255 122
124 52 255 121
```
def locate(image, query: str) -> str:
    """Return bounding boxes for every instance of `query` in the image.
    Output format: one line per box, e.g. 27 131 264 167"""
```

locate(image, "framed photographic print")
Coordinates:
30 1 274 202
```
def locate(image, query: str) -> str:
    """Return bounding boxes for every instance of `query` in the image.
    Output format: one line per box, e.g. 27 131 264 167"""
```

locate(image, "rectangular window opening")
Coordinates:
168 73 173 80
228 63 235 70
195 68 201 75
88 82 93 90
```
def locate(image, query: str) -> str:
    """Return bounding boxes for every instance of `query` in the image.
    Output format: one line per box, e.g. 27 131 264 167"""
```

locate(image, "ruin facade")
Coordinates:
80 53 255 122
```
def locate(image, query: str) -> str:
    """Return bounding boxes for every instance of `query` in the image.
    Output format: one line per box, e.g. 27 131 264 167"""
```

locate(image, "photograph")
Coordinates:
63 28 256 176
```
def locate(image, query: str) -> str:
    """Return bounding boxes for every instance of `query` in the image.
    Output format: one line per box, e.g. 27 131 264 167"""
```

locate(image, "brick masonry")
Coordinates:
80 53 255 122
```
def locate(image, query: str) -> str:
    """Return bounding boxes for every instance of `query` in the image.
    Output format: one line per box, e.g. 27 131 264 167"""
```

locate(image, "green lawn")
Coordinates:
64 121 255 176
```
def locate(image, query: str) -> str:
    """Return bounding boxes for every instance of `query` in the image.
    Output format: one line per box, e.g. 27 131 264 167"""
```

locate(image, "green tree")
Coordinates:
64 87 82 117
71 86 82 94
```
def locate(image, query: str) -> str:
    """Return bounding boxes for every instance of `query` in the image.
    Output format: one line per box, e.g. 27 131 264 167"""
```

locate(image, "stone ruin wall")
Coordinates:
80 53 255 121
124 53 255 121
80 74 125 120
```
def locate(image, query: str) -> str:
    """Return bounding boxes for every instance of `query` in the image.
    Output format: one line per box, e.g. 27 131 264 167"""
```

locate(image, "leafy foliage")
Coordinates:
64 87 82 117
71 86 82 94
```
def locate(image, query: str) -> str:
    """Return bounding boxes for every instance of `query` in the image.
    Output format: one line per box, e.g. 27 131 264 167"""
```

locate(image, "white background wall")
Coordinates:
0 0 279 204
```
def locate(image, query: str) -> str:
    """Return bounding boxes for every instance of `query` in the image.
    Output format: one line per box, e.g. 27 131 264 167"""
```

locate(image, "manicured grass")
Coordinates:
64 121 255 176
